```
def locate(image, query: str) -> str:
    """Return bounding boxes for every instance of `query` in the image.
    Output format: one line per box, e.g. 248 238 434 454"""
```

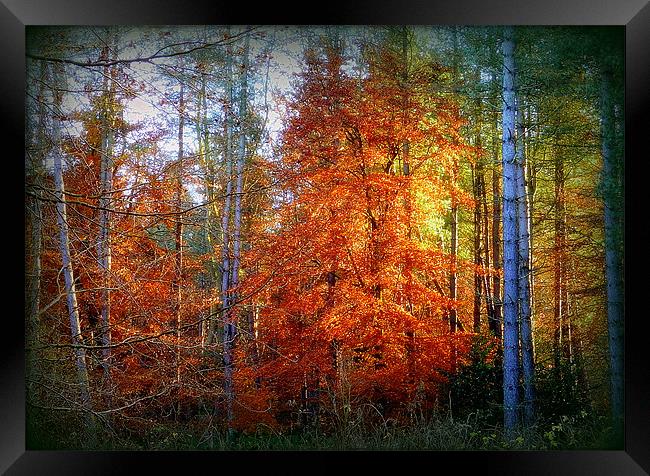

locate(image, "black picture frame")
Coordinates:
8 0 649 473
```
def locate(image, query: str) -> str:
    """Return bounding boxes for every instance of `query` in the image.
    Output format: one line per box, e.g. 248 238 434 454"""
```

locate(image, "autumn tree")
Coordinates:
239 30 473 429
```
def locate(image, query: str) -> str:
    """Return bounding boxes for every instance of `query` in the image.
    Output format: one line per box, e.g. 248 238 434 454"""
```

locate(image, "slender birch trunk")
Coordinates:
224 30 251 429
448 27 460 372
97 30 118 380
174 79 185 399
220 33 236 429
501 26 520 436
553 144 566 371
196 67 220 348
230 32 250 336
51 64 95 434
195 68 208 345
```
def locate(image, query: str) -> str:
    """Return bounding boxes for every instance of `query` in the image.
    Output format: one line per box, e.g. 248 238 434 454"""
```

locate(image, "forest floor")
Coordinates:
27 406 621 451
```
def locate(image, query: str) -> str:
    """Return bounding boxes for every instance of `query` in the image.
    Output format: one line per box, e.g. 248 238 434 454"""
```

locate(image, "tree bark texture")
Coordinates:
516 96 535 426
97 30 118 379
501 26 520 436
51 64 95 433
601 68 624 427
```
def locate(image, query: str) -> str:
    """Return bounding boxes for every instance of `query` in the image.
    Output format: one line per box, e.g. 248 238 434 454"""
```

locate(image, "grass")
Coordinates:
208 411 618 451
27 404 620 451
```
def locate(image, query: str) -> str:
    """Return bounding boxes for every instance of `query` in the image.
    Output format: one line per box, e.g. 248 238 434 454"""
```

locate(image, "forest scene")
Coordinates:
24 25 624 450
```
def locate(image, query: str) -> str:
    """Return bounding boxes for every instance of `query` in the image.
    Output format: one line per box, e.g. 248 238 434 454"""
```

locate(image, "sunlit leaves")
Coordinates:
238 35 475 421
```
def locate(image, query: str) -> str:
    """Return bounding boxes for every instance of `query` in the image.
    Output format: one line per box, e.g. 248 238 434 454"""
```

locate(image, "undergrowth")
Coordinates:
27 403 620 451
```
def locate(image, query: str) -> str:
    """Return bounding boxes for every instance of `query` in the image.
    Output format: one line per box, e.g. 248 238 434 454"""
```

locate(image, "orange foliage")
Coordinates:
37 39 478 433
40 97 215 423
238 42 474 424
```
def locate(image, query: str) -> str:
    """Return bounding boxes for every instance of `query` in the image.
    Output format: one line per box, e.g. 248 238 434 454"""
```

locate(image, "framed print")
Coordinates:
8 0 649 473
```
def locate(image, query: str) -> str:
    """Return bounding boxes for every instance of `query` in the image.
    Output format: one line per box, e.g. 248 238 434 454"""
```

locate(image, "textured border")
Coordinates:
8 0 649 473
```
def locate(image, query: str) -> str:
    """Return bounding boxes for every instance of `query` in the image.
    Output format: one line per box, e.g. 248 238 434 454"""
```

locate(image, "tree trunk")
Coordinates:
480 166 493 332
172 75 185 420
195 66 221 349
221 32 239 430
399 26 417 386
51 64 95 435
230 32 250 334
26 59 48 400
225 31 251 428
448 26 461 372
472 97 484 333
516 96 535 426
601 68 624 428
524 104 537 348
449 175 459 335
97 30 118 381
492 166 503 341
553 146 566 371
501 25 520 436
491 73 503 342
195 68 212 346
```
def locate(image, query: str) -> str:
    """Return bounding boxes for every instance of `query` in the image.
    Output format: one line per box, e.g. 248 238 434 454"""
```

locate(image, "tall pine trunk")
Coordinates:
26 60 48 400
472 97 484 333
501 26 520 436
516 96 535 426
492 170 503 340
491 73 503 342
480 164 493 335
601 68 624 429
553 145 566 371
